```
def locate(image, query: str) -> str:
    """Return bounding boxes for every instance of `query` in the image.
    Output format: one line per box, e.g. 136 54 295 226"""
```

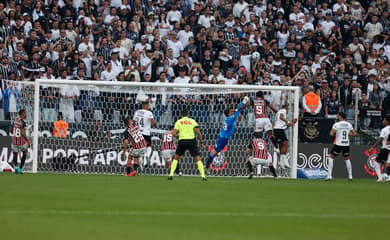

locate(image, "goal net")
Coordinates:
8 79 299 177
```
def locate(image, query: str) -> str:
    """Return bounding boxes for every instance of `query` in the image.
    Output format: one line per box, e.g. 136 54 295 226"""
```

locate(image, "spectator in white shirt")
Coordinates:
167 3 182 23
364 15 383 40
198 7 214 28
233 0 248 18
321 13 336 37
167 32 184 58
101 62 116 81
110 49 123 77
289 6 304 24
177 24 194 49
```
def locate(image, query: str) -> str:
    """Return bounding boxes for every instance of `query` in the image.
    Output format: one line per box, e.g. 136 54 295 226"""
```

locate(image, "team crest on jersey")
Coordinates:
303 121 319 140
209 145 228 171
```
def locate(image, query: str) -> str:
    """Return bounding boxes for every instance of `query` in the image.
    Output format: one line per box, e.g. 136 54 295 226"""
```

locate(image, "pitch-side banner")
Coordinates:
0 136 379 178
298 143 378 179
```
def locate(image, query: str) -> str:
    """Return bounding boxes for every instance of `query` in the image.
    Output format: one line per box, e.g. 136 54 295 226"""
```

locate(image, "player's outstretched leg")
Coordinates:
125 155 133 177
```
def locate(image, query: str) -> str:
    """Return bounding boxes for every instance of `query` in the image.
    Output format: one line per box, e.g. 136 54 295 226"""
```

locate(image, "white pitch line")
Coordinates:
0 210 389 220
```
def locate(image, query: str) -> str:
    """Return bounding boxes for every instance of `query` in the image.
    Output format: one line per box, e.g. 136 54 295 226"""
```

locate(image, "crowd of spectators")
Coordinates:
0 0 389 130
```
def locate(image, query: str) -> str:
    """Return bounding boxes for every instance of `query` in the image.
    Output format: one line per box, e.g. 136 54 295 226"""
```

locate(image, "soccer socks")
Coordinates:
374 161 383 181
327 157 334 179
169 160 178 177
196 161 205 178
269 166 277 177
345 160 352 179
205 154 215 169
19 153 27 169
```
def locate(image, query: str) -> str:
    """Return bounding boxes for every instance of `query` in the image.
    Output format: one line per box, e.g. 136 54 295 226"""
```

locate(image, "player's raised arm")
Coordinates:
350 128 357 137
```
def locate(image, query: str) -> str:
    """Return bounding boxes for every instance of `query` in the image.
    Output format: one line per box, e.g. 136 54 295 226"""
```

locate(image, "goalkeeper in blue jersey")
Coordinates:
205 96 250 171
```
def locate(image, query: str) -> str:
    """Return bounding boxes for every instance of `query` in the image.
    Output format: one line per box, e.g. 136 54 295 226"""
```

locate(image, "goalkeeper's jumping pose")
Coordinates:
205 96 250 171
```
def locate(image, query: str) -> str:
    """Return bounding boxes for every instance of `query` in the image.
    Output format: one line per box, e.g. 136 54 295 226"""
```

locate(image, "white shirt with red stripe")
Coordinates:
12 117 27 146
253 98 269 119
161 132 176 151
250 138 268 159
124 123 147 149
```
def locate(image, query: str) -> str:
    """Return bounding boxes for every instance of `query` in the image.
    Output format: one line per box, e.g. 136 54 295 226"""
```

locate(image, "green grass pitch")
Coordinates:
0 174 389 240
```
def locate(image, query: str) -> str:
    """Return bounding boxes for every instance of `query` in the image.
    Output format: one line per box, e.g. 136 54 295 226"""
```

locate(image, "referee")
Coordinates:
169 109 206 181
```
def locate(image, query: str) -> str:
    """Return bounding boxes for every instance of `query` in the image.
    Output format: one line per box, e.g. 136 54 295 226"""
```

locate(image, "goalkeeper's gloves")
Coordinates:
242 96 249 104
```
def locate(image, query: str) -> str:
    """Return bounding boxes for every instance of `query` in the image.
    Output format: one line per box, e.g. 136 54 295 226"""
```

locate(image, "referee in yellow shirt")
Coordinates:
169 108 206 181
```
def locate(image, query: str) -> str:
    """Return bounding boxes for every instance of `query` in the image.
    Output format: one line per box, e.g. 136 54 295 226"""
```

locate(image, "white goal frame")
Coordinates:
32 79 300 178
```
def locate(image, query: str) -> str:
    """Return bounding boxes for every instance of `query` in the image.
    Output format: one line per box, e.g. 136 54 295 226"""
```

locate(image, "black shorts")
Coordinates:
274 129 288 144
331 145 350 157
376 149 390 163
143 135 151 147
175 139 200 157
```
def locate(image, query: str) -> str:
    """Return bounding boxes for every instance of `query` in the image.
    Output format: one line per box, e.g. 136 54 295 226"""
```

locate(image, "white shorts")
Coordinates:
249 154 272 166
130 147 147 157
11 143 28 153
255 118 273 132
162 150 176 163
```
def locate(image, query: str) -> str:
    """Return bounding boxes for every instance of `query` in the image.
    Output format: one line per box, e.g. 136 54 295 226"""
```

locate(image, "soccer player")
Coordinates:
252 91 278 147
368 115 390 182
273 105 297 169
161 130 182 175
205 96 250 171
133 101 158 167
169 109 206 181
9 109 30 174
246 132 277 179
327 112 357 180
121 117 148 177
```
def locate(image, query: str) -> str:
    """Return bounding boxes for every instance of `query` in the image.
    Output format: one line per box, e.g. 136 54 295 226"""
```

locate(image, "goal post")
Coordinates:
29 79 300 177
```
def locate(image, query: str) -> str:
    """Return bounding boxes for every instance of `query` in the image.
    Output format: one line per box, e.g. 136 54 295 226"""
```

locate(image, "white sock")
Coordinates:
374 161 383 180
345 160 352 179
280 155 286 168
327 157 334 179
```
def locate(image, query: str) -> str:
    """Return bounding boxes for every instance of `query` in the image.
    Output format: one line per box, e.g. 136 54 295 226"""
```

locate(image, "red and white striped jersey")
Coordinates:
161 132 176 150
249 138 268 159
124 123 147 149
253 98 269 119
12 117 27 146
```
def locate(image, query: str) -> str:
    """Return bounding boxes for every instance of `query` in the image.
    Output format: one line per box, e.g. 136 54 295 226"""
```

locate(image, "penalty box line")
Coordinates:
0 209 389 219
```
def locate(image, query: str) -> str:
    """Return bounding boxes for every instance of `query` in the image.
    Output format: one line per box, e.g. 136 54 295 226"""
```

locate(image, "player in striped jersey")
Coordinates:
369 115 390 182
121 117 147 177
246 132 277 179
161 130 182 175
9 109 30 174
252 91 278 147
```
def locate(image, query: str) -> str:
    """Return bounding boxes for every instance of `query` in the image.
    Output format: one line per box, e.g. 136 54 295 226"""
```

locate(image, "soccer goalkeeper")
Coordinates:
205 96 250 172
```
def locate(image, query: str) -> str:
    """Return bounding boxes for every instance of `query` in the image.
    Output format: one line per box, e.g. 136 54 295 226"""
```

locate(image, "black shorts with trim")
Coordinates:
175 139 200 157
376 148 390 163
331 145 350 157
143 135 151 146
274 129 288 144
